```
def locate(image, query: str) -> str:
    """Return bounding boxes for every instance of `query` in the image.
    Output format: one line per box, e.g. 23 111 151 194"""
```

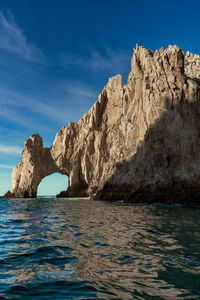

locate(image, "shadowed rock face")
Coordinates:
12 45 200 204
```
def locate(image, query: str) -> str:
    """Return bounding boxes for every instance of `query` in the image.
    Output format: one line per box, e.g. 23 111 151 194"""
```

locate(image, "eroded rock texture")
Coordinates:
12 45 200 204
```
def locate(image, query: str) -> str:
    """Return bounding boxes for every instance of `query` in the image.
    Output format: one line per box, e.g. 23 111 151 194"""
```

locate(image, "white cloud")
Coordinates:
62 81 98 99
0 87 71 125
0 83 99 126
29 98 71 122
0 11 44 62
0 145 21 155
0 173 12 176
0 105 36 128
60 47 131 74
0 164 14 169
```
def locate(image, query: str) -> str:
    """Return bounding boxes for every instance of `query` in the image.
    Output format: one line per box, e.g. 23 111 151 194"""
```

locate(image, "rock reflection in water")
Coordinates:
0 198 199 299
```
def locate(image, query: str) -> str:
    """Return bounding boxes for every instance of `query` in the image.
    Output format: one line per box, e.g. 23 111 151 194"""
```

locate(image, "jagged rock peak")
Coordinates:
24 134 43 148
10 45 200 205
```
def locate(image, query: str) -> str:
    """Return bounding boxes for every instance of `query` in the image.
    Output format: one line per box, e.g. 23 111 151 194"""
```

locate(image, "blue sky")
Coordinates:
0 0 200 195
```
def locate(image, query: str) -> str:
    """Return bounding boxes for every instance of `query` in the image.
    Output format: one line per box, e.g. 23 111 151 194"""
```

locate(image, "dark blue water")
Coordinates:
0 198 199 299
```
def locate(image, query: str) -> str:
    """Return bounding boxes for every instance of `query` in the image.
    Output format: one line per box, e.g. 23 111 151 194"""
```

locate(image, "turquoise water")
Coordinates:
0 198 199 299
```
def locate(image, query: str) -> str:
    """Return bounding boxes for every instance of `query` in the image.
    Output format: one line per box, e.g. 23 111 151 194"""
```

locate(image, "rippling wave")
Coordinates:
0 198 199 299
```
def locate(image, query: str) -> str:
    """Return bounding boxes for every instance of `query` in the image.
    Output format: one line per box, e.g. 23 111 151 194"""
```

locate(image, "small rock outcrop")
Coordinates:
11 45 200 204
0 190 15 198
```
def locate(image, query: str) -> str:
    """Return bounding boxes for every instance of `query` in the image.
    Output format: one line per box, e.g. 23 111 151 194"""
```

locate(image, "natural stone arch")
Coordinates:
12 132 89 198
12 134 70 198
11 45 200 205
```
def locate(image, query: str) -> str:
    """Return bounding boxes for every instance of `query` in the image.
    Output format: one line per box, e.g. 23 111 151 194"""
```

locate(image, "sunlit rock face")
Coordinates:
12 45 200 204
12 134 63 198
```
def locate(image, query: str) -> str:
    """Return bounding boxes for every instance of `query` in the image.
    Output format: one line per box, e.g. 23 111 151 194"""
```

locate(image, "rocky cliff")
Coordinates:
11 45 200 204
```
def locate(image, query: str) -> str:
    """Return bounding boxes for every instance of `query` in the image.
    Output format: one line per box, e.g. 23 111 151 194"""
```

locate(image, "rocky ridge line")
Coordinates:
8 45 200 205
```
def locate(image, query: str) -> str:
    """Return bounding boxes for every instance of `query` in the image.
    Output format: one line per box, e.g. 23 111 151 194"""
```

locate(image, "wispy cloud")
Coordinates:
0 87 71 126
0 105 37 129
62 81 98 99
0 82 99 127
0 164 14 169
0 11 44 62
29 98 71 122
0 173 12 176
0 145 22 155
60 47 131 74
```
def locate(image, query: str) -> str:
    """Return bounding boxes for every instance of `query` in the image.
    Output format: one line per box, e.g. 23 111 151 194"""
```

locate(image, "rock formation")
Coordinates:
11 45 200 204
0 190 15 198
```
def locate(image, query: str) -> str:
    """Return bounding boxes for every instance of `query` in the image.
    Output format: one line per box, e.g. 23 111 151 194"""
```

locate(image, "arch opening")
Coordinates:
37 173 69 197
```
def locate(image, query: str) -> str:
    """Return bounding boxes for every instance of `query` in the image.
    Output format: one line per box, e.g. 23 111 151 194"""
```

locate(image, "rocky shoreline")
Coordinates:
5 45 200 205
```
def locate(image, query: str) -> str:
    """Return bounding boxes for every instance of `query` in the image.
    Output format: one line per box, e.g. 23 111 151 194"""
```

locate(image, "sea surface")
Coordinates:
0 198 199 299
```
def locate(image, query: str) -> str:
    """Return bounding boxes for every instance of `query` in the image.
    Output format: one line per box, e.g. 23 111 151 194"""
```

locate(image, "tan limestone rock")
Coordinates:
11 45 200 204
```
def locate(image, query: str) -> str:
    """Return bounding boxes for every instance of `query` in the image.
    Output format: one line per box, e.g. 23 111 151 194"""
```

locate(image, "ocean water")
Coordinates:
0 198 199 299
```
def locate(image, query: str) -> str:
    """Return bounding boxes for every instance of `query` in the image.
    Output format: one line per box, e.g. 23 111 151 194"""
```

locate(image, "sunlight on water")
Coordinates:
0 198 199 299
